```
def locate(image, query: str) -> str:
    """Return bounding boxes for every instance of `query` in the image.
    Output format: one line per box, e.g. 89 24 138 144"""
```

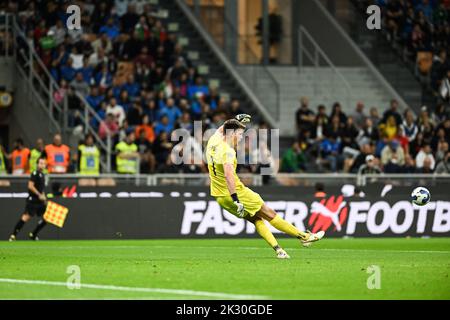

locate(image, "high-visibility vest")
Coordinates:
45 144 70 173
29 149 42 173
78 144 100 175
0 149 6 174
115 142 138 174
12 148 30 175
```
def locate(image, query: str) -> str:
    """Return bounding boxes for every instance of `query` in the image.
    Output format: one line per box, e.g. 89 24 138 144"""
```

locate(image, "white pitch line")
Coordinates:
0 278 268 300
1 245 449 254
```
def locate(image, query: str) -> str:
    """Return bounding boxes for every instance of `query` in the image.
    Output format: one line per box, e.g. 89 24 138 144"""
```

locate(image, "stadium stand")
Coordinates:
352 0 450 106
1 0 252 174
0 0 448 176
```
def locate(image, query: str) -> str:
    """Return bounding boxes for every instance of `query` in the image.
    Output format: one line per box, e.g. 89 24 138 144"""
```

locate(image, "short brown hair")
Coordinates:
223 119 246 132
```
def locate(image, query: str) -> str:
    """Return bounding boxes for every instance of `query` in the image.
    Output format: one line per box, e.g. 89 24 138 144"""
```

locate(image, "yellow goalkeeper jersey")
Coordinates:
206 131 244 197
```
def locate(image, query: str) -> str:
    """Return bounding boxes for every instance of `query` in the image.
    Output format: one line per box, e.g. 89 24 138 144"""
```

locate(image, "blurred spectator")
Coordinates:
320 136 343 172
99 17 120 40
381 99 402 126
436 141 449 163
115 132 139 174
381 140 405 173
99 112 120 140
352 101 367 129
379 115 399 140
153 132 174 166
10 138 30 175
415 144 436 172
106 98 126 127
369 107 381 125
86 86 104 111
401 109 418 142
295 97 315 136
313 104 329 141
330 102 348 126
154 115 173 136
70 72 90 97
158 98 182 128
45 134 70 173
135 114 156 144
280 142 306 173
403 153 417 173
77 134 100 175
357 154 382 175
0 144 7 174
341 116 359 150
357 118 378 147
29 138 46 173
136 129 156 173
348 143 372 173
435 151 450 174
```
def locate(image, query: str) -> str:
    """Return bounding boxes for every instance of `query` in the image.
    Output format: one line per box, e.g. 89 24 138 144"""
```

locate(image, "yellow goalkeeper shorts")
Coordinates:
216 187 264 218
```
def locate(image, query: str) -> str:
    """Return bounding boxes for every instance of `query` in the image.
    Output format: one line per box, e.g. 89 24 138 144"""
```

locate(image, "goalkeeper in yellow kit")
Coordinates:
206 115 324 259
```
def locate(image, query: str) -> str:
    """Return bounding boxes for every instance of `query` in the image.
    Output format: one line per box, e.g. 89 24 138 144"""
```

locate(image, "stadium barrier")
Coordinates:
1 174 449 239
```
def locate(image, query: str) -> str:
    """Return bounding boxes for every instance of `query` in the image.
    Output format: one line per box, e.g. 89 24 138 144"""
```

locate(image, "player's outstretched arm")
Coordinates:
216 114 252 135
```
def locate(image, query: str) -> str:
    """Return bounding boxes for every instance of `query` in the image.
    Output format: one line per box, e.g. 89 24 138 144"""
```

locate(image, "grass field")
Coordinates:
0 238 449 300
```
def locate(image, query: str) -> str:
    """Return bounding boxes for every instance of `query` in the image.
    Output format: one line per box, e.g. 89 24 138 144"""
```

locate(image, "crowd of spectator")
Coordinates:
284 96 450 174
354 0 450 104
4 0 247 173
2 1 450 177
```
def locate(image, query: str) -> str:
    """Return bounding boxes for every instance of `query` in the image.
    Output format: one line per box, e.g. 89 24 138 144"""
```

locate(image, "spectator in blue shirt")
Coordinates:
118 90 132 113
95 64 113 89
123 74 140 98
60 57 76 82
320 136 343 172
90 101 108 130
86 86 104 111
416 0 434 22
154 115 174 136
99 18 120 40
78 57 94 84
158 98 182 127
187 76 209 99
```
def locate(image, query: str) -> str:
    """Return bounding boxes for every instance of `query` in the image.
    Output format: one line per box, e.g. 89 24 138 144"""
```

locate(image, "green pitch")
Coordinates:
0 238 449 300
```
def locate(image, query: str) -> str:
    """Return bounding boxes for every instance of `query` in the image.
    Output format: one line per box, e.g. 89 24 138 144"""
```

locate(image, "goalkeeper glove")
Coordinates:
231 193 245 217
235 114 252 124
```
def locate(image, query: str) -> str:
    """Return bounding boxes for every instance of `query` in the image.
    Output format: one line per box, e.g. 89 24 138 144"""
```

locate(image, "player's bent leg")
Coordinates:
29 205 48 240
9 213 32 241
245 216 290 259
256 203 325 246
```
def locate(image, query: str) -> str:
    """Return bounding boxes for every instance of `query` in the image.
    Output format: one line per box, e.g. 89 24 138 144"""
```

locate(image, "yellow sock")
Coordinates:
254 219 279 249
269 215 309 240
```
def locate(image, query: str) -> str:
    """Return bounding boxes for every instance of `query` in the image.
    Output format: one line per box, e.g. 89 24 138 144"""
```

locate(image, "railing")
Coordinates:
223 12 280 122
11 16 63 135
74 92 112 172
298 25 353 108
7 14 112 172
312 0 409 111
0 173 449 188
188 0 280 122
176 0 278 126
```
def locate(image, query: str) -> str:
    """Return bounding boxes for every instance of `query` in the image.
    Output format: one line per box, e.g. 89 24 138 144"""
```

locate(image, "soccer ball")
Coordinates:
411 187 431 206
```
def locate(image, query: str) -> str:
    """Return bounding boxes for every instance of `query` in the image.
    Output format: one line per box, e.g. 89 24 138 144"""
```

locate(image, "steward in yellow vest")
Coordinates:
78 134 100 175
29 138 47 173
115 132 139 174
0 145 7 174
